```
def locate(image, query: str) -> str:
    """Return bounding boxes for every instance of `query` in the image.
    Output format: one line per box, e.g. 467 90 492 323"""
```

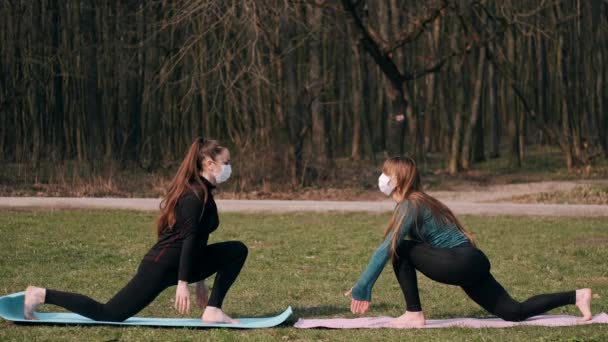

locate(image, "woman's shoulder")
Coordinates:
396 200 417 218
396 199 411 211
179 184 207 205
398 198 423 210
398 198 432 217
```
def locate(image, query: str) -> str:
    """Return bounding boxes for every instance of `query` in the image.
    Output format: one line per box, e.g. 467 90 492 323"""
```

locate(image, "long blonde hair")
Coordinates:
382 156 475 260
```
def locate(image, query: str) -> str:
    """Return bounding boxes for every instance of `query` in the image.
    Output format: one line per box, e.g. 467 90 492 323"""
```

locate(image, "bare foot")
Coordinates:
575 288 593 321
24 286 46 320
202 306 239 324
385 311 426 328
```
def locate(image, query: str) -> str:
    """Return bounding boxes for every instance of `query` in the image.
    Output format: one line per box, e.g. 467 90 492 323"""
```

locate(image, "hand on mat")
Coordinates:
344 288 370 314
175 281 191 315
195 281 209 309
350 298 370 314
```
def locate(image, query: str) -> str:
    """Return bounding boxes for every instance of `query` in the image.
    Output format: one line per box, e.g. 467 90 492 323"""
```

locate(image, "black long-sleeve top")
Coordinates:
144 177 219 281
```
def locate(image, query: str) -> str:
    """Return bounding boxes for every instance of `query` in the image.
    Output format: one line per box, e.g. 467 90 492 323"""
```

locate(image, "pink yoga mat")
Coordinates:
294 313 608 329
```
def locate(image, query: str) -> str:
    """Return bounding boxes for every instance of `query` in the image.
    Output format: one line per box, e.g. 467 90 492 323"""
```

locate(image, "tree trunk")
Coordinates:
438 73 452 168
535 29 549 144
80 2 102 165
402 84 421 159
378 0 404 156
505 28 521 167
350 40 362 160
281 13 307 188
461 47 486 169
556 18 574 170
473 108 486 163
487 45 500 158
449 111 463 175
307 4 328 175
598 48 607 156
448 32 464 175
423 17 441 154
361 54 377 165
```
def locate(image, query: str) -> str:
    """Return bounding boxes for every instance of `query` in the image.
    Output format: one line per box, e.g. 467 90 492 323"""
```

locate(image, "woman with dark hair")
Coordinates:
24 138 248 324
346 156 593 327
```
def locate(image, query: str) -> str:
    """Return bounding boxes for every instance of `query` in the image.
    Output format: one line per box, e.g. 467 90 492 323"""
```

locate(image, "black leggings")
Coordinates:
45 241 248 322
392 240 575 322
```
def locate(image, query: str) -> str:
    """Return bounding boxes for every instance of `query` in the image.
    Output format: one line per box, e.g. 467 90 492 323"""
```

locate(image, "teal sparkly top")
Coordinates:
352 200 469 301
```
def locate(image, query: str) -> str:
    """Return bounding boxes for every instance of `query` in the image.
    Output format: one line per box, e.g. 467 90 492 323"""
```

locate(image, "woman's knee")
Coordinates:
392 244 419 274
495 305 526 322
98 310 130 322
230 241 248 260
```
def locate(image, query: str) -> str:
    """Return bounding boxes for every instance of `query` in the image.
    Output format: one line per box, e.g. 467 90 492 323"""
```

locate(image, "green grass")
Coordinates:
424 146 608 190
0 210 607 341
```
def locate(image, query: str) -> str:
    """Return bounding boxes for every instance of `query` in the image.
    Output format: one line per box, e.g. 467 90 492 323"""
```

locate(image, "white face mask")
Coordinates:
214 164 232 184
378 173 395 196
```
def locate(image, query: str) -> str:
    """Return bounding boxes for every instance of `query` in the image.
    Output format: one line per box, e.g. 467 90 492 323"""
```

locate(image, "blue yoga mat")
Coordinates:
0 292 292 328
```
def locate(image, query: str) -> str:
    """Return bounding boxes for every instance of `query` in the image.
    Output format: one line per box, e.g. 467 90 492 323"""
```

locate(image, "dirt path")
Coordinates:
213 179 608 202
1 180 606 217
0 196 607 217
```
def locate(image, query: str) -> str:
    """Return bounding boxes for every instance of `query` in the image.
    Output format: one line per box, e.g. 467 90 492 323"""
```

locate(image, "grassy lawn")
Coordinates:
510 184 608 205
0 210 606 341
423 147 608 190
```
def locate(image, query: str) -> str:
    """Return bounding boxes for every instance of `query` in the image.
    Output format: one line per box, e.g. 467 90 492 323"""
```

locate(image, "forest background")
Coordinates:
1 0 607 199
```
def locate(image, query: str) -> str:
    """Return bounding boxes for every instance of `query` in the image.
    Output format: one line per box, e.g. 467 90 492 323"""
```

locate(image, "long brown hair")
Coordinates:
382 156 475 260
156 138 226 237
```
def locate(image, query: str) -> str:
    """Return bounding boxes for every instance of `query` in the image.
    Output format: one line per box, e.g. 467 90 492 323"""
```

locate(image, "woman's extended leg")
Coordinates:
26 261 171 322
462 275 590 322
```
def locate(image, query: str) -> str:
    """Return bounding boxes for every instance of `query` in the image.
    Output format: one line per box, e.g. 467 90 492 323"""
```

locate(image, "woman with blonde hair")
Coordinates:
346 156 593 327
24 138 247 324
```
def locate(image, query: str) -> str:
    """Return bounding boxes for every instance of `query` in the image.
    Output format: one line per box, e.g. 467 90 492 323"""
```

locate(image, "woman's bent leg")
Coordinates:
392 240 423 312
190 241 248 308
392 241 489 311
